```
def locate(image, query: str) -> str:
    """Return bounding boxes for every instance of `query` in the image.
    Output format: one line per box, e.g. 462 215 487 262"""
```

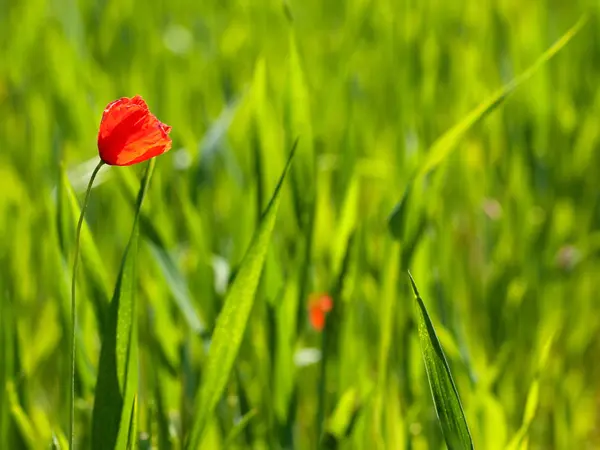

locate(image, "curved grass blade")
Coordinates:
6 381 37 449
111 166 207 337
388 15 587 238
372 240 400 445
322 387 363 450
408 273 473 450
146 239 204 334
416 15 587 179
91 160 155 450
506 334 555 450
286 35 314 225
223 409 258 449
51 431 69 450
387 179 415 241
186 141 297 449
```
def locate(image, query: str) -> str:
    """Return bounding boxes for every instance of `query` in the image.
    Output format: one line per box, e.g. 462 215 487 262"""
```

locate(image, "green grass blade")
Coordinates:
186 141 297 449
387 179 415 241
408 273 473 450
110 166 206 336
315 233 356 444
146 239 204 334
51 431 69 450
322 387 362 449
1 285 15 449
6 381 37 449
372 240 400 445
506 334 555 450
223 409 258 449
286 34 315 225
388 15 587 238
91 160 155 450
415 15 587 179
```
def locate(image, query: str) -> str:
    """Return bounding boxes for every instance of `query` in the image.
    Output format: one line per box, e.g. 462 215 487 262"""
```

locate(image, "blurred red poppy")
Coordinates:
98 95 172 166
309 294 333 332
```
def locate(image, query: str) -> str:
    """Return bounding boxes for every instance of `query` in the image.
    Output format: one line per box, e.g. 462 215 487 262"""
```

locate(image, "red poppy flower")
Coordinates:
98 95 172 166
308 294 333 332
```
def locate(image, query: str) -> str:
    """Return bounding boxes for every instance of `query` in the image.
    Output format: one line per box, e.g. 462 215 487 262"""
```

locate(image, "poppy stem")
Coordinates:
69 160 104 450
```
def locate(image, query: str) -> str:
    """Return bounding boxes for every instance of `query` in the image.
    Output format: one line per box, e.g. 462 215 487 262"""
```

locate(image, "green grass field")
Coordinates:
1 1 600 449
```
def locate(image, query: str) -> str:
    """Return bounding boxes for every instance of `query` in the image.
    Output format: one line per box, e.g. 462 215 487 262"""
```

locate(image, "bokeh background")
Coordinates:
1 0 600 448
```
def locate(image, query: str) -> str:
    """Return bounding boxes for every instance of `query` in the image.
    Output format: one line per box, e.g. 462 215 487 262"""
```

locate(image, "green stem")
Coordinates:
69 160 104 449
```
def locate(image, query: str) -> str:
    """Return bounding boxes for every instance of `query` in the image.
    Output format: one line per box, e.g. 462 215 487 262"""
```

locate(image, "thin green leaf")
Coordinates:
416 15 587 179
91 160 155 450
372 240 401 445
186 141 297 449
286 34 314 225
409 273 473 450
51 431 69 450
6 381 37 450
506 334 555 450
316 233 356 444
0 285 16 450
112 166 207 336
223 409 258 449
326 388 358 439
146 240 204 334
321 387 364 450
388 15 587 239
387 180 416 241
153 377 172 450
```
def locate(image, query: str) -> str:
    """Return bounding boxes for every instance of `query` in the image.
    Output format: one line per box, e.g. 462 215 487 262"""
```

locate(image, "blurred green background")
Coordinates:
1 0 600 448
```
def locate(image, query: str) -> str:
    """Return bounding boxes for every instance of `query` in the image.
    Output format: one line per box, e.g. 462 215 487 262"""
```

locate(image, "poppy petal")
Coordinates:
310 308 325 331
97 96 172 166
319 295 333 312
122 139 172 166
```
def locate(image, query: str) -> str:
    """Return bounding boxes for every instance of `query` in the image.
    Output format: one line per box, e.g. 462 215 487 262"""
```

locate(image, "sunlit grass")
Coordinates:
1 1 599 449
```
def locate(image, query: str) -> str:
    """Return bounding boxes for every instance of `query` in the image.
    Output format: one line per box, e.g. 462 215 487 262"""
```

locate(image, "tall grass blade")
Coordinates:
223 409 258 449
408 273 473 450
506 334 555 450
286 34 314 225
389 15 587 238
146 240 204 334
416 15 587 179
322 387 362 449
186 141 297 449
6 381 37 449
0 288 15 449
91 160 155 450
